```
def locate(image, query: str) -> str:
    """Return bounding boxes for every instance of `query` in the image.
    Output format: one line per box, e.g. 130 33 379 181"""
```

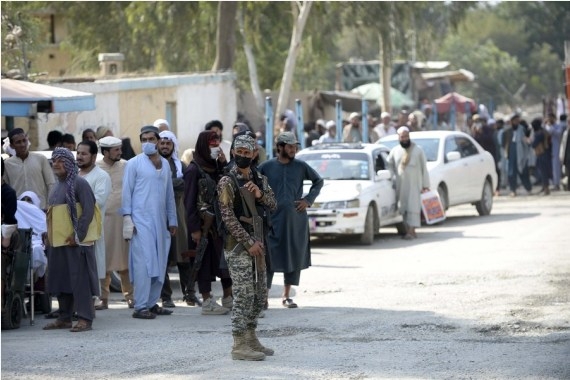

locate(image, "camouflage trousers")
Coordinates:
225 248 267 335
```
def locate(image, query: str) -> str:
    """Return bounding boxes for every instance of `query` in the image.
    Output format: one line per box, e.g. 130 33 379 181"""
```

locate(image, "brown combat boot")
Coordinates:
231 334 265 361
245 328 274 356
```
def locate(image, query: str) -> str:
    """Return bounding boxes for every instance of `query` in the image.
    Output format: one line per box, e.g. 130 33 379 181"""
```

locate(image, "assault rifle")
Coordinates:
184 208 216 306
238 186 266 289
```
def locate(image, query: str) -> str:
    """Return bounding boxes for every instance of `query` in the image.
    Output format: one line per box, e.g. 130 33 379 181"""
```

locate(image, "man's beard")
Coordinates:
160 150 173 159
279 149 294 160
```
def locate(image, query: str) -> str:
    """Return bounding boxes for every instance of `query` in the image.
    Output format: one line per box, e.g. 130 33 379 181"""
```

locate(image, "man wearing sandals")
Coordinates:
43 148 99 332
122 125 177 319
387 126 430 240
258 132 323 309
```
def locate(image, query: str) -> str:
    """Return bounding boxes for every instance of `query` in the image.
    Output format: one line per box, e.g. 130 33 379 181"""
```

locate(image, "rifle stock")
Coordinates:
185 209 216 306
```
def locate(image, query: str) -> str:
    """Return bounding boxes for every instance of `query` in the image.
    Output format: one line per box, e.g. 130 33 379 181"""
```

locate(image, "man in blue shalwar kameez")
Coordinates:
258 132 323 308
122 125 177 319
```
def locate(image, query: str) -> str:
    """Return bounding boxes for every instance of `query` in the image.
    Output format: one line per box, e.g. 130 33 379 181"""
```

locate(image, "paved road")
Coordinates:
2 190 569 379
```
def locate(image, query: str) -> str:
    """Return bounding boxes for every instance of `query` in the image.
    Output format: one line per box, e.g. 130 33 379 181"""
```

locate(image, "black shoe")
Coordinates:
162 299 176 308
150 304 173 316
132 308 156 319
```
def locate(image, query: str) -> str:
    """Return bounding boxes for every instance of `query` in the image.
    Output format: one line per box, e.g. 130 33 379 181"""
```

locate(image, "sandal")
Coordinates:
282 298 298 308
70 319 92 332
43 320 72 330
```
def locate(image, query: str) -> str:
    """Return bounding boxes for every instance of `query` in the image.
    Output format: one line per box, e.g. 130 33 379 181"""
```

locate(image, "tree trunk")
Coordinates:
211 1 238 71
237 6 263 111
380 32 392 114
275 1 313 123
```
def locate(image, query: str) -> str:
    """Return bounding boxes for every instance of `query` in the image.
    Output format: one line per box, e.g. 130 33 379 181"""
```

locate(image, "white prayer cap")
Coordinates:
325 120 336 129
153 119 170 130
381 112 391 119
99 136 123 148
349 112 360 121
397 126 410 135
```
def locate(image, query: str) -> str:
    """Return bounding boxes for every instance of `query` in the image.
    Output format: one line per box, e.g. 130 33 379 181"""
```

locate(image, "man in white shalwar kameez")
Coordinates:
77 141 111 309
122 125 177 319
97 136 134 308
387 127 430 240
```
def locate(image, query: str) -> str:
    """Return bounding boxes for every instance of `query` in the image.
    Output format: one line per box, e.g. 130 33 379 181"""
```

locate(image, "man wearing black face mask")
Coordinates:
217 134 277 360
387 126 430 240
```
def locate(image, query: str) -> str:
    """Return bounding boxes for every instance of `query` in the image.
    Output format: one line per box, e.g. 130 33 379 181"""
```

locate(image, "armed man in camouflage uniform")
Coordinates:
217 134 277 361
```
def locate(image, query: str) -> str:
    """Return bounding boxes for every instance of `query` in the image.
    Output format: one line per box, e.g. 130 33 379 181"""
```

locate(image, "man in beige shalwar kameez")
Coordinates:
96 136 134 308
387 127 430 240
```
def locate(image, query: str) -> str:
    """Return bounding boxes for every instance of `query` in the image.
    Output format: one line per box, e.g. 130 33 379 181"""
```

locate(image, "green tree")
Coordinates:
439 37 525 108
1 1 46 78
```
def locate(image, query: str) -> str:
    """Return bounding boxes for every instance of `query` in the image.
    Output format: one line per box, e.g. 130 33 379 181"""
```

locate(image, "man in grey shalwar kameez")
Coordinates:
122 125 177 319
387 127 430 240
43 148 99 332
258 132 323 308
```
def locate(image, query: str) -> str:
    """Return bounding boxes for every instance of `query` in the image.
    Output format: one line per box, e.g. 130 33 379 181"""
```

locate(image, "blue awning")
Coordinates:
1 79 95 116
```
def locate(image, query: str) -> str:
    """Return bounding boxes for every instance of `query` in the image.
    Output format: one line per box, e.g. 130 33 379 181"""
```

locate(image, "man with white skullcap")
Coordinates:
374 112 396 139
157 130 194 308
96 136 135 309
387 126 430 240
153 119 170 132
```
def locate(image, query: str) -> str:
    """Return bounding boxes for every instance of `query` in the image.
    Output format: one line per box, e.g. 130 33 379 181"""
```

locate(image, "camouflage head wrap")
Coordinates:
233 134 255 152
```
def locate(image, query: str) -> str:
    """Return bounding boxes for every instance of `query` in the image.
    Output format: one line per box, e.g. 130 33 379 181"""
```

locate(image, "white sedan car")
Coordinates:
296 143 406 245
378 131 497 216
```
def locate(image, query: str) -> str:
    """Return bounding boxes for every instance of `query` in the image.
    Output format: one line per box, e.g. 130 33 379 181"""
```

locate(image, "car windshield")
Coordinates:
297 152 370 180
380 138 440 162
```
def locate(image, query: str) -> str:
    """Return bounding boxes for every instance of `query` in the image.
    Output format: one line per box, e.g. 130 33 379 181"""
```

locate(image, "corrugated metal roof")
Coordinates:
1 79 95 116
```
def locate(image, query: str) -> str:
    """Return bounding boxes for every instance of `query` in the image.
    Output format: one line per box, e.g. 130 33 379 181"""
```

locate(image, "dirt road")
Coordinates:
2 191 569 379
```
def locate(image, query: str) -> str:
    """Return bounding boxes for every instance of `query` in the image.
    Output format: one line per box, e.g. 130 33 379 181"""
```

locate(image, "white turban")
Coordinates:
397 126 410 135
159 130 183 178
153 119 170 130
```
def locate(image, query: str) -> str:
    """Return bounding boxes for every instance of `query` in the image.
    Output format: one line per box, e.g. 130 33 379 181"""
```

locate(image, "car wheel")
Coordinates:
360 205 375 245
437 184 449 211
110 271 122 293
475 179 493 216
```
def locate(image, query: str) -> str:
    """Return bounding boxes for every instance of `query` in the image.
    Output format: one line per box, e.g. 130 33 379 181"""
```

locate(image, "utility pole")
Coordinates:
565 41 570 113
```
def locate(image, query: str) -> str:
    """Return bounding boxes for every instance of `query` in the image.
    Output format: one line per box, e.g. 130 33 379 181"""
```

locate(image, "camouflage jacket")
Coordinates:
217 166 276 252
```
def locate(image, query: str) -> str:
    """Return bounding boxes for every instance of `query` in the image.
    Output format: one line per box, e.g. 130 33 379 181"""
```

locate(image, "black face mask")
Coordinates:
400 140 411 148
234 155 252 169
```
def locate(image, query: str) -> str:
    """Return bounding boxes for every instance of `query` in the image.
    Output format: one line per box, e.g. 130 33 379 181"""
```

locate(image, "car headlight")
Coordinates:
323 199 360 209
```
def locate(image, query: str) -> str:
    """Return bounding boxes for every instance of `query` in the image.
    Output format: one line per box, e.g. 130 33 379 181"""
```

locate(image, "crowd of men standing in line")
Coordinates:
296 107 570 196
1 118 323 361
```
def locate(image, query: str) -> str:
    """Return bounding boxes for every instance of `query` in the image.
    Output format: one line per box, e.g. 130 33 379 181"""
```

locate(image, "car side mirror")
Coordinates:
446 151 461 162
376 169 392 180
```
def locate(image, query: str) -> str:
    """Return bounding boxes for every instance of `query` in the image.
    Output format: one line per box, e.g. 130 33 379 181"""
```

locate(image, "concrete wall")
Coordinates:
31 72 237 153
